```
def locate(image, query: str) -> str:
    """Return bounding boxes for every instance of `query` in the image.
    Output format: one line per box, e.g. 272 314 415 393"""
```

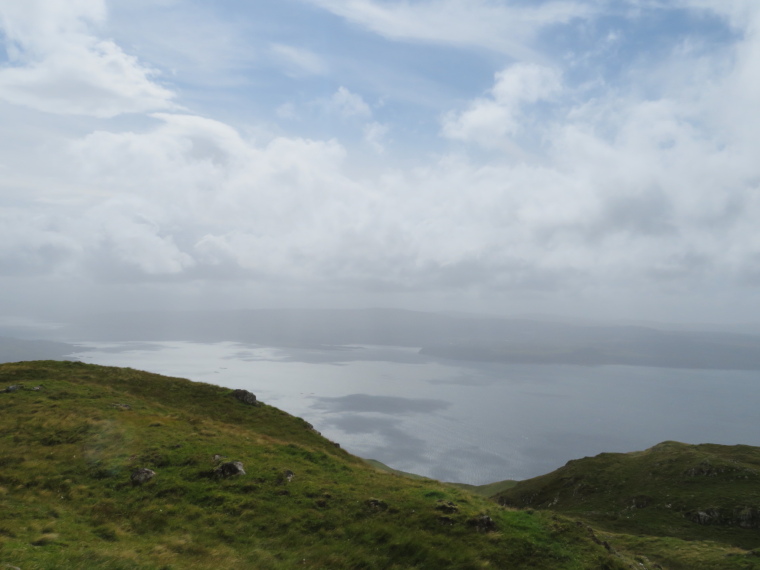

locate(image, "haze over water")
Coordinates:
71 341 760 485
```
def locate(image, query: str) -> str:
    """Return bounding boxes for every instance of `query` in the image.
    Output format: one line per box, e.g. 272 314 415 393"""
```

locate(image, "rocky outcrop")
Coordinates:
130 468 156 485
231 389 259 406
215 461 246 478
684 460 757 479
467 515 497 533
685 507 760 528
2 384 43 393
366 498 388 511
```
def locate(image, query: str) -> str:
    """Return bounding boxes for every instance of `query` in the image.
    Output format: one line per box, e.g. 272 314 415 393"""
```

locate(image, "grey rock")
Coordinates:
231 389 258 406
215 461 246 478
130 468 156 485
467 514 497 533
366 498 388 511
2 385 22 393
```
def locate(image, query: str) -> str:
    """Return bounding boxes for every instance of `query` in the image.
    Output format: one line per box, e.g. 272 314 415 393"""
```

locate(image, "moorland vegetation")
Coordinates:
0 360 758 569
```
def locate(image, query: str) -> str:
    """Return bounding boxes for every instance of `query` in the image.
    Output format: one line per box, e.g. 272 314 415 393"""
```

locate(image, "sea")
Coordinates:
69 340 760 485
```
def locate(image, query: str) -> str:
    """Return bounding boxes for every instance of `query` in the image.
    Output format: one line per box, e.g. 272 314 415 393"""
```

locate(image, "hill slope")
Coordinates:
0 361 632 569
495 441 760 569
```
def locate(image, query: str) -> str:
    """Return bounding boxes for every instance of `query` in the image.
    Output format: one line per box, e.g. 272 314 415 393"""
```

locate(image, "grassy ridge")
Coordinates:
0 361 632 569
495 441 760 569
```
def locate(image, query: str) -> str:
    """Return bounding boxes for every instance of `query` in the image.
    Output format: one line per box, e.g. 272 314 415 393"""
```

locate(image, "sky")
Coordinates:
1 0 760 324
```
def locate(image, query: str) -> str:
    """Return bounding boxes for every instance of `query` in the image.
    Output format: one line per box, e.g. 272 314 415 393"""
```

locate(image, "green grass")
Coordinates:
0 361 634 569
495 440 760 568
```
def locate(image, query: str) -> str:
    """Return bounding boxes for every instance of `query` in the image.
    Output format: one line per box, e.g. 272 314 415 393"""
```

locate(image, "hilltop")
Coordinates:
0 361 632 569
495 441 760 569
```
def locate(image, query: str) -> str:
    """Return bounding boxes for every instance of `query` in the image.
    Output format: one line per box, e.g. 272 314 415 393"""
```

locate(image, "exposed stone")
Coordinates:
284 469 295 483
467 514 497 533
215 461 246 478
685 507 760 528
2 385 22 393
366 498 388 511
213 454 227 462
111 403 132 410
231 389 258 406
130 468 156 485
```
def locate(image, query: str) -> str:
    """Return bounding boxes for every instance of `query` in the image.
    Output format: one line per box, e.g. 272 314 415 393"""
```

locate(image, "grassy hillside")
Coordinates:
0 361 633 569
495 441 760 569
447 479 519 498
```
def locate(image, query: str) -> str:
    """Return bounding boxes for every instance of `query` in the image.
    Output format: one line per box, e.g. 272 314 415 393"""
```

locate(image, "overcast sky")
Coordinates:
1 0 760 323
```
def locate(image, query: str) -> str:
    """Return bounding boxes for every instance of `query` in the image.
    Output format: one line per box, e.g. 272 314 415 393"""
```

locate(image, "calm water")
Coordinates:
71 341 760 484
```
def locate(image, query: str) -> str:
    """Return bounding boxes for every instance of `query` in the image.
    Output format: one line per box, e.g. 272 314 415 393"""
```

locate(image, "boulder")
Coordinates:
2 385 22 393
366 498 388 511
231 389 259 406
467 514 497 533
215 461 246 478
130 468 156 486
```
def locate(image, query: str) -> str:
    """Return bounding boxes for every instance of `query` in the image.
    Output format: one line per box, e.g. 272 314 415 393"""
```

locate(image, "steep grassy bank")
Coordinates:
495 441 760 569
0 361 631 569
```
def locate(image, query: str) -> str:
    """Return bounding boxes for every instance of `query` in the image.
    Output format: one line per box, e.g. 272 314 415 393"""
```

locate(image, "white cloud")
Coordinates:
442 63 561 148
0 0 175 117
270 43 328 76
305 0 594 58
5 0 760 320
330 86 372 118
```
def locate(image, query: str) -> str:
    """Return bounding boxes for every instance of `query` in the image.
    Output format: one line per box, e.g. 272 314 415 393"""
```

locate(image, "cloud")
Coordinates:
330 86 372 118
270 43 328 76
305 0 594 58
442 63 561 148
5 0 760 321
363 121 388 152
0 0 175 117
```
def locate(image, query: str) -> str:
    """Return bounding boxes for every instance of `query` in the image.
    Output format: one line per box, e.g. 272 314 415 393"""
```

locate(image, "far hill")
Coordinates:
55 307 760 370
495 441 760 569
0 336 76 364
0 361 634 569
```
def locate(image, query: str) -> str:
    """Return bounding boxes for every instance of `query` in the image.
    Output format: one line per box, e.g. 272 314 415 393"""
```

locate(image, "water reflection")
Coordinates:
70 341 760 484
